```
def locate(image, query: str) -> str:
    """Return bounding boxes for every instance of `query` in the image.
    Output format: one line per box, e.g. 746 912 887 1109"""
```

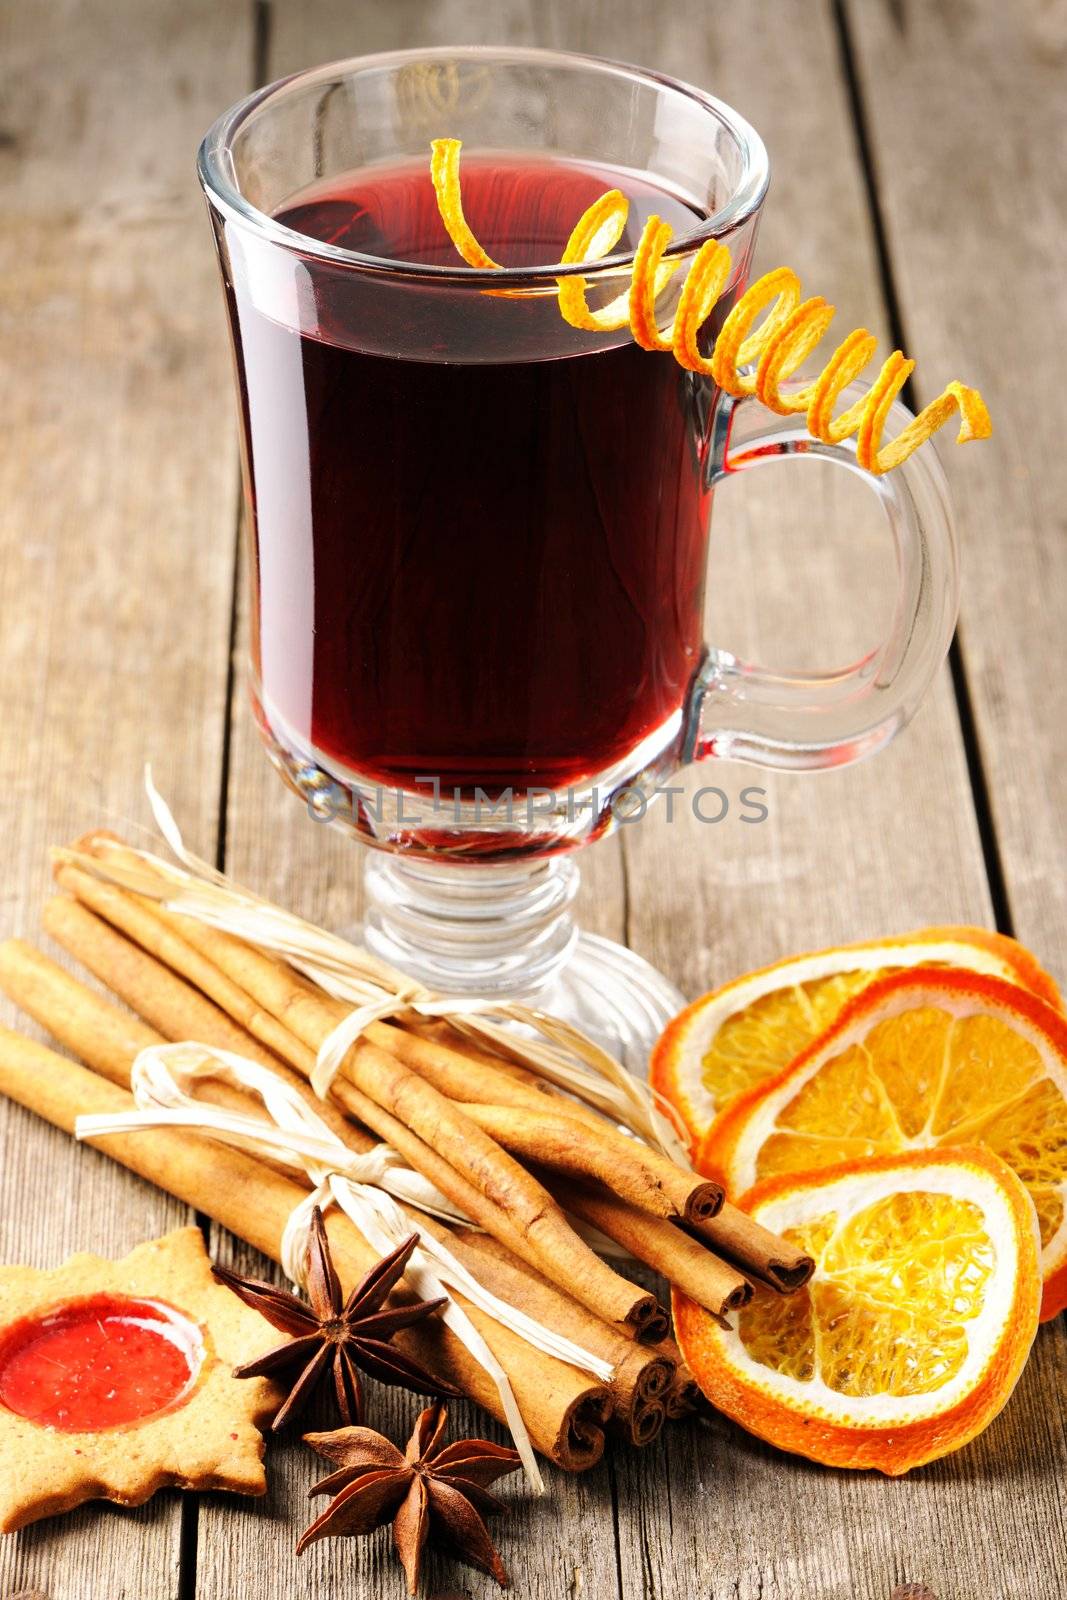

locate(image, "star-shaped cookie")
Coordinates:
0 1226 281 1532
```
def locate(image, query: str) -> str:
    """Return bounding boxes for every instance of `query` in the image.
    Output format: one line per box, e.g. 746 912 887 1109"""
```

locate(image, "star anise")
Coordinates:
297 1403 522 1592
212 1212 458 1431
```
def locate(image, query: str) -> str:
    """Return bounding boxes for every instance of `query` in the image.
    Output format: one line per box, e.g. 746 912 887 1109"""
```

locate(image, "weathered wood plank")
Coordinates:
843 0 1067 963
0 1 250 1594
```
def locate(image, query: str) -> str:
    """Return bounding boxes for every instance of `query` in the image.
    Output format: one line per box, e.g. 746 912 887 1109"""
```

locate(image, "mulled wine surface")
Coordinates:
229 154 726 793
0 1295 203 1431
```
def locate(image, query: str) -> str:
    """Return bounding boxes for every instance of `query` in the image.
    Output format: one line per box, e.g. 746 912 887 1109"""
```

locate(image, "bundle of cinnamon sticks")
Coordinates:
0 833 813 1472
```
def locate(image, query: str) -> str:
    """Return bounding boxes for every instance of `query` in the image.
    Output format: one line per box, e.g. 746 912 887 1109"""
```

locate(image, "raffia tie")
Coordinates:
75 1041 617 1492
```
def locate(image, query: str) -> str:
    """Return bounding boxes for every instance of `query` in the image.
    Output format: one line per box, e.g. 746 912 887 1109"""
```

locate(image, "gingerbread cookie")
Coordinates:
0 1226 281 1532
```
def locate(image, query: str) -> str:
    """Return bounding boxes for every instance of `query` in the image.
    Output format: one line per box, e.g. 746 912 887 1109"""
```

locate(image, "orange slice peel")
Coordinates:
649 925 1060 1153
701 964 1067 1320
428 138 991 474
673 1145 1041 1474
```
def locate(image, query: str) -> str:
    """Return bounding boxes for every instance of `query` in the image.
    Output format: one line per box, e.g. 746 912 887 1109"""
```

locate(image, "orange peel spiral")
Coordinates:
429 138 502 270
429 138 991 475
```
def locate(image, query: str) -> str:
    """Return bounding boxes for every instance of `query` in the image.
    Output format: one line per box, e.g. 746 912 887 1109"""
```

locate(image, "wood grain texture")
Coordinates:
843 0 1067 963
0 0 249 1594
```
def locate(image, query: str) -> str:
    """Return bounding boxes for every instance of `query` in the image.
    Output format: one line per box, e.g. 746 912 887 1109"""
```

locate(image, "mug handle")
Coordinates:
685 381 960 772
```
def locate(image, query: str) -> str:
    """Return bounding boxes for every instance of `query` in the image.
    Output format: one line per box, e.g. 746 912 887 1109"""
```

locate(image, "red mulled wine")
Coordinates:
224 154 728 795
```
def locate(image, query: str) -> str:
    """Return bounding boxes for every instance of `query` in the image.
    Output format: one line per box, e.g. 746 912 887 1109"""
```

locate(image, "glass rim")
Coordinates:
196 44 770 285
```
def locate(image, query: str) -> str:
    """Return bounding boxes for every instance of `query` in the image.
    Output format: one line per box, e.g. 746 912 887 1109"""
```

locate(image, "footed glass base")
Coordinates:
358 853 686 1074
535 929 688 1074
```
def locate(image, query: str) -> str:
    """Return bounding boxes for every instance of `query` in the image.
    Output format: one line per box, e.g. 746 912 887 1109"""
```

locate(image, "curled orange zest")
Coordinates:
429 138 502 269
557 191 631 332
429 139 992 475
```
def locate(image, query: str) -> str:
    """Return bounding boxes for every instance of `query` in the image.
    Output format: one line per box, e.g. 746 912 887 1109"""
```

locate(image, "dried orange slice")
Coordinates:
650 927 1060 1152
673 1146 1041 1473
701 967 1067 1319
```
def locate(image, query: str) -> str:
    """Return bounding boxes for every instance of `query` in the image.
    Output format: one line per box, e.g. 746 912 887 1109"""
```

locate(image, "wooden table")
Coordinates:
1 2 1064 1596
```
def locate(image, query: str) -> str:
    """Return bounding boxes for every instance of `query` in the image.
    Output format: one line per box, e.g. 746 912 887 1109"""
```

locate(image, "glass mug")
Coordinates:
199 47 957 1063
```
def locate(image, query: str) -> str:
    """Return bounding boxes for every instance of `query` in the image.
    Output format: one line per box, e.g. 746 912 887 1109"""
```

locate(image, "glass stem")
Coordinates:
362 853 580 997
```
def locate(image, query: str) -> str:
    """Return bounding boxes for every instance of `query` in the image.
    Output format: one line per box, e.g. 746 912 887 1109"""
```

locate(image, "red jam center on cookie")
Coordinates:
0 1294 204 1432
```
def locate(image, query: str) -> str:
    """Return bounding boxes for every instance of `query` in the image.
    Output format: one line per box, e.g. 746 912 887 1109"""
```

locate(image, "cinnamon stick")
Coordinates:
68 860 700 1225
0 937 160 1083
260 1079 670 1427
552 1181 752 1319
407 1017 560 1080
0 937 354 1146
368 1018 611 1135
434 1225 674 1445
316 1040 663 1336
41 895 662 1338
458 1102 722 1224
329 1080 661 1352
0 944 668 1441
40 896 287 1075
689 1203 814 1292
407 1016 658 1127
52 862 318 1077
657 1341 710 1419
53 850 361 1063
301 1109 673 1441
0 1026 611 1471
445 1237 674 1411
